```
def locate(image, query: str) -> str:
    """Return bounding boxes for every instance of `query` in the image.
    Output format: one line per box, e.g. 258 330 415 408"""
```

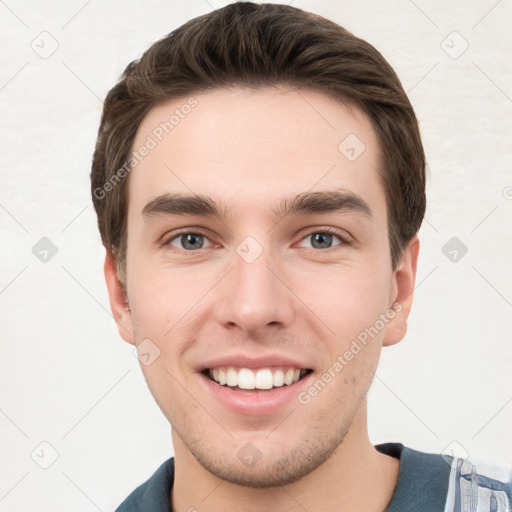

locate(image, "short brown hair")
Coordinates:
91 1 425 283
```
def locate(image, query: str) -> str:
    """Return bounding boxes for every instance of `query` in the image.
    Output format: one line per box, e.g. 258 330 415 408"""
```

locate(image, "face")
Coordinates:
105 87 418 487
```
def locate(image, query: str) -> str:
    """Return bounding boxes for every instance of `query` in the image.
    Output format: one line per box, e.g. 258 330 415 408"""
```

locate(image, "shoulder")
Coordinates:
377 443 512 511
115 458 175 512
378 442 454 511
443 454 512 512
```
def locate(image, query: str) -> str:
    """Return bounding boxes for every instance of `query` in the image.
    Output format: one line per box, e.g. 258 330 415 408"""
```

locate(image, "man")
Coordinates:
90 2 511 511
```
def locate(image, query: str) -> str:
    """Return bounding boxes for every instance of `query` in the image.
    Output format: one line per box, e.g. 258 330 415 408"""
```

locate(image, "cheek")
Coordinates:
298 262 392 339
127 259 201 336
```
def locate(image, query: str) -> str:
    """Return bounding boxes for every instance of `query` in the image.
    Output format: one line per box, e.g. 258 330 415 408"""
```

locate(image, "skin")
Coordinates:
105 86 419 512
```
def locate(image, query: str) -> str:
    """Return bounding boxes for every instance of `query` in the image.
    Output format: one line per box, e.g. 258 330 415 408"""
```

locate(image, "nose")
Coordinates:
214 243 295 336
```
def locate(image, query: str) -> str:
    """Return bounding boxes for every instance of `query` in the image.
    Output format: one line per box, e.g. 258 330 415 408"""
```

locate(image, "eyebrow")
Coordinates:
142 189 371 221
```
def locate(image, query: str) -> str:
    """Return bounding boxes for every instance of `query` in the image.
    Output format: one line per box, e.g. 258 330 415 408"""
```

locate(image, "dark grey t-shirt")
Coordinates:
115 443 512 511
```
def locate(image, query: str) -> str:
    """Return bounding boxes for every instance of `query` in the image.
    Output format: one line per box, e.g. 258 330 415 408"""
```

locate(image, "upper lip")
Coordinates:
199 354 312 371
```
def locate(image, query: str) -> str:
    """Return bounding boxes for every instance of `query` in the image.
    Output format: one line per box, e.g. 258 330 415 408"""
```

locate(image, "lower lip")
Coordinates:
200 372 314 416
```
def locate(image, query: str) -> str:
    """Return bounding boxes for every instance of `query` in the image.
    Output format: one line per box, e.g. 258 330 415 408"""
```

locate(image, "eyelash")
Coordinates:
161 227 352 252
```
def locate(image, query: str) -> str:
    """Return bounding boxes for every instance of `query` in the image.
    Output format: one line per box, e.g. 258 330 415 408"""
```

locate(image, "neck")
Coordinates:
170 404 399 512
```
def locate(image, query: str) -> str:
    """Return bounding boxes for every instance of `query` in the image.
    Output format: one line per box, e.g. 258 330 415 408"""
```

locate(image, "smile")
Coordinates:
206 366 312 391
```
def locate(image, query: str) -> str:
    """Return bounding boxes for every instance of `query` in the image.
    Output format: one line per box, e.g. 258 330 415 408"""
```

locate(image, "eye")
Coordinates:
166 232 214 251
297 229 348 250
162 228 350 252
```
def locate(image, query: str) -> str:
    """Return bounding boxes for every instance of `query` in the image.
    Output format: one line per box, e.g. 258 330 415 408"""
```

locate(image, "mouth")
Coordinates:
203 366 314 392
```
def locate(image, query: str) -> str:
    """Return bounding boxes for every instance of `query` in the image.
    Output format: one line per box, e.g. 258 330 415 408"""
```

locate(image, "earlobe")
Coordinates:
104 250 135 345
382 236 420 347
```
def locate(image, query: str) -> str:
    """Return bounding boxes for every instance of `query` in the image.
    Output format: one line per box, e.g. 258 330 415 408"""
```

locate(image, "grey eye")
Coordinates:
169 233 212 251
298 232 342 249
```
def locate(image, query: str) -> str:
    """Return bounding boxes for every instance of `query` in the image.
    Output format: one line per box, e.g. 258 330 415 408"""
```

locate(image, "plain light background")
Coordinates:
1 0 511 510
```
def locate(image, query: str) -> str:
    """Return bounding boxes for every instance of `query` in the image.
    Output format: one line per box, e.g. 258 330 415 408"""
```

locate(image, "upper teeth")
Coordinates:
209 367 305 390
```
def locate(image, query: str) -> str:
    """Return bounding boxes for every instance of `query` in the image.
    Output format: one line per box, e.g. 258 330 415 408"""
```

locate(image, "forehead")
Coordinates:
128 87 385 219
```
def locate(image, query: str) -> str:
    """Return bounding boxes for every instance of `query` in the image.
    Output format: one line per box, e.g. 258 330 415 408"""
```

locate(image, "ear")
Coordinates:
382 236 420 347
104 250 135 345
